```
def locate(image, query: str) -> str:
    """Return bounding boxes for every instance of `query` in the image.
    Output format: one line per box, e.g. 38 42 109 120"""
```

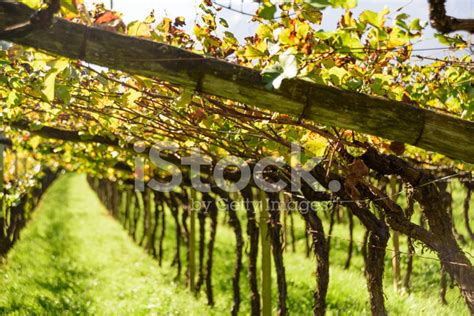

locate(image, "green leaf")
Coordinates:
359 8 389 28
6 91 20 107
29 136 41 150
314 31 334 40
122 90 141 106
296 22 310 39
300 4 323 24
144 11 156 24
219 18 229 28
394 14 410 30
409 18 423 31
256 24 273 40
49 59 69 74
434 33 467 48
305 0 331 9
330 0 357 9
279 29 293 45
56 84 71 104
258 4 276 20
174 89 193 108
43 72 57 102
19 0 41 9
328 66 348 85
244 46 266 58
127 21 150 37
388 27 409 48
339 32 365 59
30 121 43 131
60 0 80 17
305 0 356 9
301 132 328 156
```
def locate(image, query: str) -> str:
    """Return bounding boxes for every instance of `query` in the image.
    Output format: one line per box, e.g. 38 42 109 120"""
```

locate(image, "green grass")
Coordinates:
0 173 212 315
0 173 471 315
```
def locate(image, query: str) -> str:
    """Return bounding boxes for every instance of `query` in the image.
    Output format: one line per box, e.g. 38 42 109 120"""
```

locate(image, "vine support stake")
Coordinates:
0 130 4 216
260 189 272 316
189 188 196 292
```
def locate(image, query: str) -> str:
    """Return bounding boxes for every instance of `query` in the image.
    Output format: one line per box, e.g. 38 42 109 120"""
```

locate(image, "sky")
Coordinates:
84 0 473 60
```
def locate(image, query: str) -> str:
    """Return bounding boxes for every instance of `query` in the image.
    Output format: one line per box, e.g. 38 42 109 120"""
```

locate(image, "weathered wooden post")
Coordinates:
189 187 196 291
0 130 5 216
0 130 6 248
281 192 288 252
260 189 272 316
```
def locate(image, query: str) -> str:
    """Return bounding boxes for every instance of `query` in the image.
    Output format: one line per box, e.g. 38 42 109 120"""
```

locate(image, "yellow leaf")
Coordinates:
301 132 328 157
43 72 57 102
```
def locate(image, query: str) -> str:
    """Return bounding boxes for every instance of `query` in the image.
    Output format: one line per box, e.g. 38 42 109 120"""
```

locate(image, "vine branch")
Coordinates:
428 0 474 33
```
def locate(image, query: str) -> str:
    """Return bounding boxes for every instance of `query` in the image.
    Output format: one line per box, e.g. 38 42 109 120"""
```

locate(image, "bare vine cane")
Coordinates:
0 131 11 233
297 91 312 123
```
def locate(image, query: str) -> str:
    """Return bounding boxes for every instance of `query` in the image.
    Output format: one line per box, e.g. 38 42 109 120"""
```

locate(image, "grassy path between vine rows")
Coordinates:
0 173 470 315
0 173 212 315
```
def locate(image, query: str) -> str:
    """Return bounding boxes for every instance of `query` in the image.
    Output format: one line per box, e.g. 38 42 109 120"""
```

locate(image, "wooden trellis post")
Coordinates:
0 130 5 253
0 130 5 214
189 188 196 291
260 189 272 316
281 192 288 252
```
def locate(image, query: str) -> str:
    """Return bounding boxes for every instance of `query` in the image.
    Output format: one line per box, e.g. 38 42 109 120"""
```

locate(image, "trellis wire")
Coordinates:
306 228 473 268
